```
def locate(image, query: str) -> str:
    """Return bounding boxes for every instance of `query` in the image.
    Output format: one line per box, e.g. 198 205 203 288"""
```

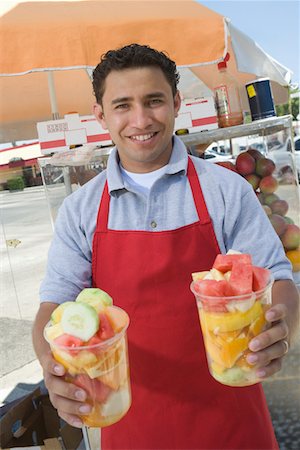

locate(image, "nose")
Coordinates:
130 104 153 129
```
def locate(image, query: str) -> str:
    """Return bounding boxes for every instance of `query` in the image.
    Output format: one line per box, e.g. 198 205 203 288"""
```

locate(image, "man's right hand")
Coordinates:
32 302 91 428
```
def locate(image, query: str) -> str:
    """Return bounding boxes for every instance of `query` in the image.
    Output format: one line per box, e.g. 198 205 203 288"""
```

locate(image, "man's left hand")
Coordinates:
246 304 290 379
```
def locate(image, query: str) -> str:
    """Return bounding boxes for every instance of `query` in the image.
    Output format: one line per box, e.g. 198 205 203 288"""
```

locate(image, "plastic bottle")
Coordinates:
214 54 244 128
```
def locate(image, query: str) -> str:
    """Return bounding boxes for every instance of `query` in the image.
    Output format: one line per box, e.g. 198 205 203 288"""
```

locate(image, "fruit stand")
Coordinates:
180 114 300 283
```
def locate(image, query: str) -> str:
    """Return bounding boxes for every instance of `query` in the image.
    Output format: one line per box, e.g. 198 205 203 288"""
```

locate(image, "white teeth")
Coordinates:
131 133 155 141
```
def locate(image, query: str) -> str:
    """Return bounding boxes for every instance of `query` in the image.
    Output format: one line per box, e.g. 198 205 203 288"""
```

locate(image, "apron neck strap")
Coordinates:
97 181 110 232
187 157 210 224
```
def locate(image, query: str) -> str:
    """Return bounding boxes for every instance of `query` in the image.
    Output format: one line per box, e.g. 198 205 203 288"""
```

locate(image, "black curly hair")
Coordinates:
92 43 180 104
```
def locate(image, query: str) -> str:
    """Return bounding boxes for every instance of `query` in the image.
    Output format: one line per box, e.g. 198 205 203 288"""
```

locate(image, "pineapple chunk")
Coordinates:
192 271 210 281
45 323 64 341
210 268 225 281
224 270 232 281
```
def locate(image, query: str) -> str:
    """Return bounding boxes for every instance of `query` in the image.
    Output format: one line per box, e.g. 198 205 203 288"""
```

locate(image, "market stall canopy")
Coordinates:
0 0 293 143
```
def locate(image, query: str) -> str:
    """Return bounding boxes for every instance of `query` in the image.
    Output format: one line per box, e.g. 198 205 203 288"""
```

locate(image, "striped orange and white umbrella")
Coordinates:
0 0 292 142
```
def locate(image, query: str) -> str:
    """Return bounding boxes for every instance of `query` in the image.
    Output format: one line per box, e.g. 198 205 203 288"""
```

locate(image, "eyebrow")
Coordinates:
111 92 166 105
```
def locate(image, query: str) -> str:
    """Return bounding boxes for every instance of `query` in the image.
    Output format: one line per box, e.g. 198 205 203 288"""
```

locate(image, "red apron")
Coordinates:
92 157 278 449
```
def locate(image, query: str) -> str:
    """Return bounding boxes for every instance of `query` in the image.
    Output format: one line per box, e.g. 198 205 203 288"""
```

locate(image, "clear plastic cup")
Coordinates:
44 306 131 427
190 279 274 387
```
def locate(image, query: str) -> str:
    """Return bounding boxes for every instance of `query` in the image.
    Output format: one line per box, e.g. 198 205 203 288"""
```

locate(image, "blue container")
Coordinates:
245 78 276 121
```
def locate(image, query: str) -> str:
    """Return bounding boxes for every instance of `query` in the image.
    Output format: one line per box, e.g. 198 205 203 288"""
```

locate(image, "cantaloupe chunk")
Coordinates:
105 307 128 333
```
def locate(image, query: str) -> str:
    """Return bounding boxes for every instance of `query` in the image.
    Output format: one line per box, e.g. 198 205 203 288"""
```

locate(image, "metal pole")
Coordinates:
47 71 60 120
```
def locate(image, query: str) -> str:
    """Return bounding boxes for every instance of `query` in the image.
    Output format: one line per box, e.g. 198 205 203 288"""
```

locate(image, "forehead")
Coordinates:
102 66 172 101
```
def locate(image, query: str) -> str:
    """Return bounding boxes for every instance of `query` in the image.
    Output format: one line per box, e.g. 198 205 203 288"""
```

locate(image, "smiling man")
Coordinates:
93 66 181 172
33 44 299 450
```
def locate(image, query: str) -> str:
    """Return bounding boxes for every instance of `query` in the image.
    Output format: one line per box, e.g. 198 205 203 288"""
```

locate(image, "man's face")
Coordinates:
93 67 181 173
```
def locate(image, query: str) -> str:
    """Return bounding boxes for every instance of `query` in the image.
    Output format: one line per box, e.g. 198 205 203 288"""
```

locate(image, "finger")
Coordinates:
255 358 283 380
249 320 288 351
41 351 66 376
50 393 92 418
45 373 87 403
265 304 288 323
247 340 289 367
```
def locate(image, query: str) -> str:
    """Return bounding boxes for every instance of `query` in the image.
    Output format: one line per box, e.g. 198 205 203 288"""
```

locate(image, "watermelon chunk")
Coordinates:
193 280 235 297
54 334 84 355
252 266 270 291
229 263 253 295
213 254 252 272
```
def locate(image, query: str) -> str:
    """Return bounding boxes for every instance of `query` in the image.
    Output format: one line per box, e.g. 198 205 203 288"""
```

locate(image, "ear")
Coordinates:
93 103 108 130
174 91 181 118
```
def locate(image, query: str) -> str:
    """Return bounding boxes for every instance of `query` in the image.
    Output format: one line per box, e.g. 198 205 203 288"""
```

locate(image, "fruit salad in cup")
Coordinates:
44 288 131 427
190 250 273 387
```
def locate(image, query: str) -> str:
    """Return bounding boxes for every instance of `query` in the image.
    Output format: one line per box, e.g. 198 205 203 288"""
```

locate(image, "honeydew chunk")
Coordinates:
192 271 210 281
212 366 246 385
51 301 75 324
210 268 226 281
76 288 113 312
45 323 64 341
101 389 131 417
61 302 99 341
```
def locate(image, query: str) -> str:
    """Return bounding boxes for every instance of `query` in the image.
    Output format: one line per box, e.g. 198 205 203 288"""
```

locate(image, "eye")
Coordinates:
149 98 163 106
115 103 129 110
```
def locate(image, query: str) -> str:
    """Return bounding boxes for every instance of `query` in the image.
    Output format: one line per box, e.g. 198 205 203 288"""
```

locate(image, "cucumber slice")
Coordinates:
51 301 75 324
61 302 99 341
76 288 113 312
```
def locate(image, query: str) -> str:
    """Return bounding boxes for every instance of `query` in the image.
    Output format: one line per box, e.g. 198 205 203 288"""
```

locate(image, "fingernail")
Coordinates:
249 339 260 351
75 390 86 401
53 365 64 375
266 311 275 321
247 354 258 364
79 404 91 414
257 369 266 378
72 419 83 428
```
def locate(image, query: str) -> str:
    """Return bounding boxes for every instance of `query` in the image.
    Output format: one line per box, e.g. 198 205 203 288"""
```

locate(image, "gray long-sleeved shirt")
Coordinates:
40 136 292 303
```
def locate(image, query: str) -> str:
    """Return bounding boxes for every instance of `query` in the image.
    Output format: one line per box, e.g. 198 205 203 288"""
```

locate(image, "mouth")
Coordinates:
129 132 158 142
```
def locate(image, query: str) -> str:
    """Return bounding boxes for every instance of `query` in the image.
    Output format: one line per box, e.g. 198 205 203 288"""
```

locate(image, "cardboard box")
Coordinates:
0 388 83 450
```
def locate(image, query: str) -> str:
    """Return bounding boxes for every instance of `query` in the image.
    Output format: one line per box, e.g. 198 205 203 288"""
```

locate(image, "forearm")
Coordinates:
32 302 58 364
272 279 299 345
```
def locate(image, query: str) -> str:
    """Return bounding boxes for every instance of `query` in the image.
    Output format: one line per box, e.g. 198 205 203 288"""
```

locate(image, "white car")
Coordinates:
267 136 300 182
294 135 300 181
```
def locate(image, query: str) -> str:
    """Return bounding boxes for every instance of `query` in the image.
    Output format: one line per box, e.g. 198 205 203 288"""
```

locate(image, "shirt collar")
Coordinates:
106 135 188 194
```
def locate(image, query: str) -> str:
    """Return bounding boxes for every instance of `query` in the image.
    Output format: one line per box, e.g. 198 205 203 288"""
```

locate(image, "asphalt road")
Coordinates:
1 185 299 449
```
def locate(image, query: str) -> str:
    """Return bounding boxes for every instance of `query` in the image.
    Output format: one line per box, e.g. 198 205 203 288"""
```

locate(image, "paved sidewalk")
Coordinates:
1 186 299 449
